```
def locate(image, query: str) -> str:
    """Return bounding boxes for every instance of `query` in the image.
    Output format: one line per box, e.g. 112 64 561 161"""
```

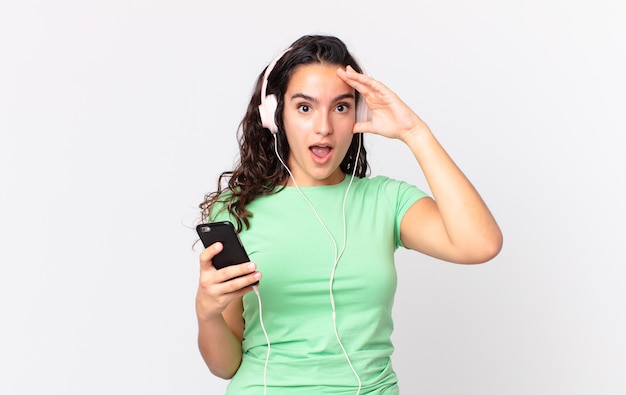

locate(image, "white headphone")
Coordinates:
258 47 371 134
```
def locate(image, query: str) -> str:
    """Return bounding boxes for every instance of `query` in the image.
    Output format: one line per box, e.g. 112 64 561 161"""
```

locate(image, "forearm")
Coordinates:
197 313 243 379
403 125 502 259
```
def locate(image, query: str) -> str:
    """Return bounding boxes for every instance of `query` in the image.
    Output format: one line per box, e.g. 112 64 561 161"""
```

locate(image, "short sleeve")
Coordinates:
376 177 429 249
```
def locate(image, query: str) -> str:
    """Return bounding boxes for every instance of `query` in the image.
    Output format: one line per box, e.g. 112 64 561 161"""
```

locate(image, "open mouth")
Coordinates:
309 145 333 165
310 145 332 158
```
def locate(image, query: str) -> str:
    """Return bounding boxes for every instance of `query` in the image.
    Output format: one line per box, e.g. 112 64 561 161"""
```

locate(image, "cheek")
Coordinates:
337 122 356 147
283 125 308 151
336 115 355 133
283 112 312 137
336 133 355 160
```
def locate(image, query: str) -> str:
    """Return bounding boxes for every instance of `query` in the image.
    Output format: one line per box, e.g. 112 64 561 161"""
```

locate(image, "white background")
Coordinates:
1 0 624 394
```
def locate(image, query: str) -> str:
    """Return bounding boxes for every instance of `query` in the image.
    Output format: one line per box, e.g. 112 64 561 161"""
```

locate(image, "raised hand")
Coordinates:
337 65 429 142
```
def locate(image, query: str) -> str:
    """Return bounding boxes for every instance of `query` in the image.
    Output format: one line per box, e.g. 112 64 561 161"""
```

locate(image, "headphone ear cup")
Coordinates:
259 94 279 134
350 52 371 123
356 97 371 123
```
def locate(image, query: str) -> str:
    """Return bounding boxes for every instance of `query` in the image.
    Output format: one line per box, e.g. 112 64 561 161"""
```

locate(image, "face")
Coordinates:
282 63 357 186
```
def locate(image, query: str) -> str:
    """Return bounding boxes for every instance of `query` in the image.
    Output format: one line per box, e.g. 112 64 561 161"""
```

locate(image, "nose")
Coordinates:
315 111 333 136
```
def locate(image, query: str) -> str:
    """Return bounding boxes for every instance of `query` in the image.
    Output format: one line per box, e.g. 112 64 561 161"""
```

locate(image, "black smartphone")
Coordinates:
196 221 258 285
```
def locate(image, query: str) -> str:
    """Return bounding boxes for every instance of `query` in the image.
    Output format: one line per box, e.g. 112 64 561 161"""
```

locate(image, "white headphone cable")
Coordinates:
252 285 270 395
273 133 363 394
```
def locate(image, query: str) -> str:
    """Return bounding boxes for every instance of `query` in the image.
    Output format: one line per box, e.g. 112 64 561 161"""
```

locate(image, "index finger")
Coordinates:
337 65 372 94
339 66 393 109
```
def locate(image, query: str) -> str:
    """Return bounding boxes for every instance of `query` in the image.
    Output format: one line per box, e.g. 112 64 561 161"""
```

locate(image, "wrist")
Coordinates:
197 310 227 328
400 123 432 146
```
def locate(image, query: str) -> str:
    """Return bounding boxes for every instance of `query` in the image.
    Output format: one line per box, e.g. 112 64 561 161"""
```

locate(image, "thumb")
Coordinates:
353 120 373 134
199 242 222 271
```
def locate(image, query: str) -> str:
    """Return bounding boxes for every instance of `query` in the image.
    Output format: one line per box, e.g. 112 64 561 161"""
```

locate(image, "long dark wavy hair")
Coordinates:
199 35 370 232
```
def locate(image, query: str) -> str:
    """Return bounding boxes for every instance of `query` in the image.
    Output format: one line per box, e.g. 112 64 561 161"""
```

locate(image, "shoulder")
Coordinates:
354 175 429 200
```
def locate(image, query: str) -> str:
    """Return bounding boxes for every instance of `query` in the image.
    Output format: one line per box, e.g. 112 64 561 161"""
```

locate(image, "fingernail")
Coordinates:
247 262 256 271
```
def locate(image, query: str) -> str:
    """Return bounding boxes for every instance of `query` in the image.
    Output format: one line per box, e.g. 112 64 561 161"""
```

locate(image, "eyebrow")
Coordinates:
290 92 356 103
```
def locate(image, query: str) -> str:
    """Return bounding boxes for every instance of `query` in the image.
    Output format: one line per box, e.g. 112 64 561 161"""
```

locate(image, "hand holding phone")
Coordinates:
196 221 258 286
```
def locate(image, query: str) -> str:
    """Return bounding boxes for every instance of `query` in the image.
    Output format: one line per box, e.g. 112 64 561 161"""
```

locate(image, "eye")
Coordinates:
298 104 311 113
336 103 350 113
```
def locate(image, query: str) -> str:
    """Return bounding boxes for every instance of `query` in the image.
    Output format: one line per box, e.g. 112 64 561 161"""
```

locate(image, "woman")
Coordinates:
195 34 502 394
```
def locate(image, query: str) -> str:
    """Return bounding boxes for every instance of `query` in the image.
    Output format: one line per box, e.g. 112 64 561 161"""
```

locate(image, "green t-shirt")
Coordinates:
212 175 428 394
